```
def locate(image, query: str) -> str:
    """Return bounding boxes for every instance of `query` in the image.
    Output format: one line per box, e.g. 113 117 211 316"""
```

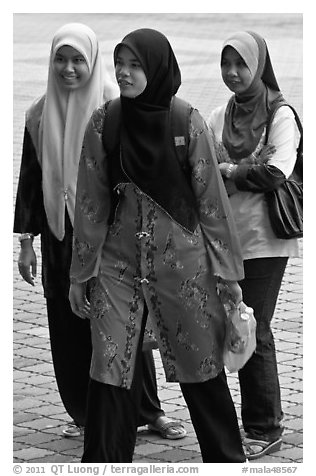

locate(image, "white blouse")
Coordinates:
208 104 301 260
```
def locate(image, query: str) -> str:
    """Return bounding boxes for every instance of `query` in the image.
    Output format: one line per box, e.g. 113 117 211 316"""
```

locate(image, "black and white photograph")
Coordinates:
11 7 304 472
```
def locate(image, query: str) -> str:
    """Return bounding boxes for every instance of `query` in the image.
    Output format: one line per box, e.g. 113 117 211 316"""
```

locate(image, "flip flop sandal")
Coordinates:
148 417 187 440
62 422 84 438
243 437 282 460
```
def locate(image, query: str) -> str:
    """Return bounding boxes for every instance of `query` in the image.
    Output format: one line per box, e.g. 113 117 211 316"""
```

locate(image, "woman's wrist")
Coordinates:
18 233 34 243
19 233 34 247
225 163 237 179
70 277 86 287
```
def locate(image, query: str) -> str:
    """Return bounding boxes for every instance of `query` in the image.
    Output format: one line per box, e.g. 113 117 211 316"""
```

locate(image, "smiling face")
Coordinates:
115 45 147 98
53 45 91 91
221 46 253 95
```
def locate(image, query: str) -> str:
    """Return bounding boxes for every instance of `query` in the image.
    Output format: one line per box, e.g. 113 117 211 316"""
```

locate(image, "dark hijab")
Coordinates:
222 31 284 160
113 28 198 232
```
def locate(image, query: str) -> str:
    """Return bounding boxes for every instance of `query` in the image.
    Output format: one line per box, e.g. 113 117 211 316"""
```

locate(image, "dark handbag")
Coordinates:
265 102 303 239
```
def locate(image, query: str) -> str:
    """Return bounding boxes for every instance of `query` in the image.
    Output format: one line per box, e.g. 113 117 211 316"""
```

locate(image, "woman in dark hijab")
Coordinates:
69 28 246 463
209 31 301 460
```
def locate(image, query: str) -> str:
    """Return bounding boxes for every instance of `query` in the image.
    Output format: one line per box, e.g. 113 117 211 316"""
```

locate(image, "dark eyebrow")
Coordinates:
116 54 141 63
55 52 85 59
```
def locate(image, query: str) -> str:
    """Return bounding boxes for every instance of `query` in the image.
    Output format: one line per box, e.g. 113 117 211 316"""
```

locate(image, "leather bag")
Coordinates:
265 102 303 239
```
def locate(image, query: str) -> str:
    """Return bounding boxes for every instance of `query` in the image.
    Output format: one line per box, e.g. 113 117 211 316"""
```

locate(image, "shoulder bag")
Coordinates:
264 101 303 239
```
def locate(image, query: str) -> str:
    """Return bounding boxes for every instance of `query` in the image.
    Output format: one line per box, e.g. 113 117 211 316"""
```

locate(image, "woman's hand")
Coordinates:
256 143 277 163
218 162 235 177
18 241 37 286
218 163 238 196
69 281 91 319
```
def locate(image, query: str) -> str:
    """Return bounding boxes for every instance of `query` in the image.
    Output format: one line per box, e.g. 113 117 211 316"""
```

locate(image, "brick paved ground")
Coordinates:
12 12 303 470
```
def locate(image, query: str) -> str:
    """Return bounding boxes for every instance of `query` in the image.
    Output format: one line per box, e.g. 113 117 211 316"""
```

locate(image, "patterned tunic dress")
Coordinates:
70 102 244 389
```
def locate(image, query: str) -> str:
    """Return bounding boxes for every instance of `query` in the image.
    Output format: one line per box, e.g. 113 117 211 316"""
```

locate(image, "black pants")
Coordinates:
46 296 163 428
46 296 91 426
238 257 288 441
138 351 164 426
82 312 245 463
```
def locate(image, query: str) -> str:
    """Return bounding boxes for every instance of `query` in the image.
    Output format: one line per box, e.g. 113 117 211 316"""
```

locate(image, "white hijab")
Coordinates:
39 23 118 240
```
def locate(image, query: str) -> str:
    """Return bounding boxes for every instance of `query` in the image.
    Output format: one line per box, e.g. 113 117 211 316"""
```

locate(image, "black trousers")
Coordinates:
180 373 245 462
238 257 288 441
138 351 164 426
46 296 163 428
46 296 91 426
82 312 245 463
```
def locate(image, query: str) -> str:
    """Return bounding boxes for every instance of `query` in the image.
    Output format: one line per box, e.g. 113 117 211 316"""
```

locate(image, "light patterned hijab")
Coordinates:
39 23 118 240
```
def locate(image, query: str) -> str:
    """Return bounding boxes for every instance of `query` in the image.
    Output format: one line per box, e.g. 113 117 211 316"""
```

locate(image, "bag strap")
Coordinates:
102 98 121 155
170 96 192 172
265 100 303 183
265 100 303 154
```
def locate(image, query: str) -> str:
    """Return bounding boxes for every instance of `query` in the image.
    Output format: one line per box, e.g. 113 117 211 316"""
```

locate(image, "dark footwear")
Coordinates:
148 416 187 440
62 422 84 438
243 437 282 460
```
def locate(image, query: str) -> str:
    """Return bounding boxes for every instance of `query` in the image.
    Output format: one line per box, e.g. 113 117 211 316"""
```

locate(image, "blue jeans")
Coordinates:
238 257 288 442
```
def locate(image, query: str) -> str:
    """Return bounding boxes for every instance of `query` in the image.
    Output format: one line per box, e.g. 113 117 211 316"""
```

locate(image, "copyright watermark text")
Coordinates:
13 465 200 475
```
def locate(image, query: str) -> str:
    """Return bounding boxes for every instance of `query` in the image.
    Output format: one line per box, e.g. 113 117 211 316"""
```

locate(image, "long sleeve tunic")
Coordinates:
70 102 245 388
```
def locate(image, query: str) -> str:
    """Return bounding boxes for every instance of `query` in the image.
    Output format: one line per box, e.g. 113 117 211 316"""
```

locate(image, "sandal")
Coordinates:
148 416 187 440
62 421 84 438
243 437 282 460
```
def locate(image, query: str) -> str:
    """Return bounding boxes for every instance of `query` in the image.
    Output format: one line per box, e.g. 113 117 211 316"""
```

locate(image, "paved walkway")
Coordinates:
13 12 303 469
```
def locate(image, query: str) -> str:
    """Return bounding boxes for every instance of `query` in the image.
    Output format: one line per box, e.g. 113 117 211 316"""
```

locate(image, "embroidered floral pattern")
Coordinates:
197 354 219 379
144 326 157 346
213 136 230 164
163 233 183 269
74 237 95 267
121 291 140 387
108 217 122 237
199 197 226 220
192 157 210 187
181 227 200 246
178 266 209 311
115 257 130 282
99 332 118 368
91 281 112 318
119 198 143 387
78 190 102 223
210 238 229 254
189 120 204 139
84 153 99 171
176 321 199 351
144 199 177 378
196 310 214 329
91 106 105 135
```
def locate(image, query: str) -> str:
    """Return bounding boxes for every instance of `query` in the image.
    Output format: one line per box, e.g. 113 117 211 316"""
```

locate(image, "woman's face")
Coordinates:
115 45 147 98
221 46 253 94
53 45 91 91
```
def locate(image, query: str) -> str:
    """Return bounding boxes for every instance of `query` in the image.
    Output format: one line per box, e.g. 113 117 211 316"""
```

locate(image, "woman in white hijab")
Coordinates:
14 22 118 436
14 23 186 440
14 22 186 441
